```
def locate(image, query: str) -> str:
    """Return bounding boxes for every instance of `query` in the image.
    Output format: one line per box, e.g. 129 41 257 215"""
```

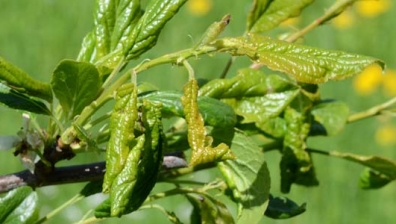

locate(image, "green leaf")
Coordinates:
79 180 103 197
186 194 235 224
51 60 101 119
0 186 39 223
141 90 237 128
195 14 231 49
359 168 393 189
110 0 143 51
329 151 396 178
122 0 188 60
97 100 164 217
102 83 138 193
281 107 318 193
247 0 314 33
311 100 350 136
216 130 270 224
0 56 52 102
264 194 306 219
200 68 299 125
0 83 51 115
213 34 385 84
182 79 235 166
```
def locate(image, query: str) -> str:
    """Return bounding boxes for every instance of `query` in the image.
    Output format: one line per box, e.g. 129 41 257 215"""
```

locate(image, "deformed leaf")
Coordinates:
121 0 188 60
51 60 102 119
213 34 385 84
264 194 306 219
195 14 231 49
0 56 53 102
199 68 299 125
247 0 271 32
311 100 350 136
281 107 318 193
187 194 235 224
329 151 396 185
0 186 39 224
97 100 164 217
102 83 138 193
359 168 393 189
0 83 51 115
216 130 270 224
247 0 314 33
141 90 237 128
182 79 235 166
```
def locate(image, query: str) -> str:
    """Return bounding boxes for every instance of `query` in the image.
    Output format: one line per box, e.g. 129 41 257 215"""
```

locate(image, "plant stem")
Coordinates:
306 148 330 156
284 0 355 42
219 57 234 79
347 96 396 123
36 194 84 224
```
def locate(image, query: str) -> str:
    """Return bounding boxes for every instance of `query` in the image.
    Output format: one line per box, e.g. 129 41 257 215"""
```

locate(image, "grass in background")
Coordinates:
0 0 395 223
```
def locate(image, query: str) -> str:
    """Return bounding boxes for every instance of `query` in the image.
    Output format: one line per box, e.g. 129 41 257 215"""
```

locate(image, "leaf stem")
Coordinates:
36 194 84 224
219 57 234 79
347 96 396 123
284 0 355 42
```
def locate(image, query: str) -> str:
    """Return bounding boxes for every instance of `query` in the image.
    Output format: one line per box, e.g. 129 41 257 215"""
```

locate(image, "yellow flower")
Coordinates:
375 124 396 146
353 64 383 95
187 0 212 16
332 10 355 29
356 0 391 17
381 69 396 96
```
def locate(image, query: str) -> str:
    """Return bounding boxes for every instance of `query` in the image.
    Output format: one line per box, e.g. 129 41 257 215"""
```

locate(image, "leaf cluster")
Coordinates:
0 0 395 223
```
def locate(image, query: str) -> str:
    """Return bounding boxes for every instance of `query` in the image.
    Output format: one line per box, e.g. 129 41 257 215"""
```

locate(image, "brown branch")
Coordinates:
0 154 194 194
0 162 105 193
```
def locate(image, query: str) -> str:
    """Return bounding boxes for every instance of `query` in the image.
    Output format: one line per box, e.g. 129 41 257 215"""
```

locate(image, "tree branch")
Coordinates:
0 154 197 194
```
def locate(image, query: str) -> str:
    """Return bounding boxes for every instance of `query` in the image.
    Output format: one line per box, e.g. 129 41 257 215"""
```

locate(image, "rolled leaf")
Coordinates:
0 57 52 102
102 83 138 193
264 194 306 219
247 0 314 33
359 168 393 189
97 100 164 217
182 79 235 166
0 83 51 115
330 151 396 189
281 107 318 193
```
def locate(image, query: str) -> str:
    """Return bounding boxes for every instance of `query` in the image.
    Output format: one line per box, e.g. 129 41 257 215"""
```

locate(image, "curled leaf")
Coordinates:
265 194 306 219
281 107 318 193
0 83 51 115
195 14 231 48
182 79 235 166
0 57 53 102
247 0 314 33
102 83 138 193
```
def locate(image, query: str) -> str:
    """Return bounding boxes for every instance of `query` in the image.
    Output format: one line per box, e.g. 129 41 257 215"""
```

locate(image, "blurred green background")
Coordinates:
0 0 395 223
